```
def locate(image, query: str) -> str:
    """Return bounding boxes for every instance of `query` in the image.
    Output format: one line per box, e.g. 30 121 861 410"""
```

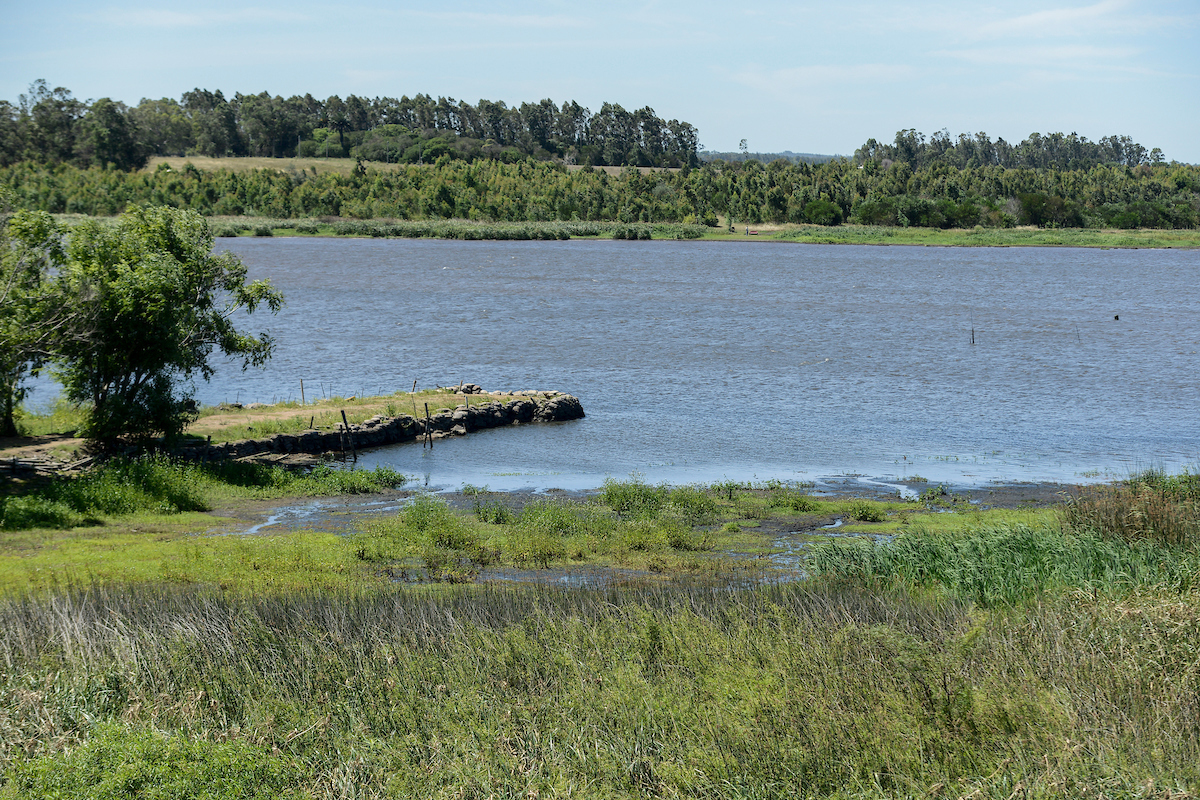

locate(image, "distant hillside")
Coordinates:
700 150 841 165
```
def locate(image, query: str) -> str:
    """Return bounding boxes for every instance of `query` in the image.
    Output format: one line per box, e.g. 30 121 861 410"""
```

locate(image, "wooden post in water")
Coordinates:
341 409 357 462
300 378 305 406
424 402 433 450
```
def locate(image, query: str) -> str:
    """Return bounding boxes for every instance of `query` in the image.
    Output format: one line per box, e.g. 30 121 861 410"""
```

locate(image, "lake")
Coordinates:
35 237 1200 491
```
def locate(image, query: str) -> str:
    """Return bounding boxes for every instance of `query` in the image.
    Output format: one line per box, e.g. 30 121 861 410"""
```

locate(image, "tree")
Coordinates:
0 211 66 437
76 98 148 170
130 97 194 156
51 206 283 445
22 80 86 164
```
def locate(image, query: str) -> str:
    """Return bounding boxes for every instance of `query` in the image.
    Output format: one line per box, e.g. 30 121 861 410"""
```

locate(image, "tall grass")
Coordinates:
0 582 1196 798
1061 468 1200 546
811 522 1200 606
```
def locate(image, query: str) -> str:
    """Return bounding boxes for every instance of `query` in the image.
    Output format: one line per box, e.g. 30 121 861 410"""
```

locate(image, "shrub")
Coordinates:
0 496 82 530
3 722 302 800
1061 470 1199 547
601 477 668 518
770 489 818 513
848 500 886 522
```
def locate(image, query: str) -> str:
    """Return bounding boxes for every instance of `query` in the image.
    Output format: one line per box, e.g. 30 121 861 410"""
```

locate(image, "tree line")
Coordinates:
0 81 700 171
855 128 1164 172
3 152 1197 230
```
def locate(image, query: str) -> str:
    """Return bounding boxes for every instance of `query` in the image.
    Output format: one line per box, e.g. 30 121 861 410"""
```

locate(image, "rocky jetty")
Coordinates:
179 391 585 463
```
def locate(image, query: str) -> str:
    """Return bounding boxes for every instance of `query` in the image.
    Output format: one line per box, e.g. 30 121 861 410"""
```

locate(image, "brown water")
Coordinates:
72 238 1200 489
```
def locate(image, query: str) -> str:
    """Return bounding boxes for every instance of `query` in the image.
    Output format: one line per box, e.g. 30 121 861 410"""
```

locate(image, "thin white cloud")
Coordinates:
938 43 1141 67
954 0 1193 42
977 0 1130 37
898 0 1192 44
100 7 301 28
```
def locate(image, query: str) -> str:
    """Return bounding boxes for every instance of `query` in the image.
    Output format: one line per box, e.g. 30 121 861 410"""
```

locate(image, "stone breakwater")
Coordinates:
180 392 585 462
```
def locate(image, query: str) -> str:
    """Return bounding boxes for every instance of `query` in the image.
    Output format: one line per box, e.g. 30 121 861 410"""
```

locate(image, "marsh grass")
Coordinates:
3 475 1200 795
1062 468 1200 546
766 223 1200 249
811 522 1200 605
1 582 1197 798
355 485 725 578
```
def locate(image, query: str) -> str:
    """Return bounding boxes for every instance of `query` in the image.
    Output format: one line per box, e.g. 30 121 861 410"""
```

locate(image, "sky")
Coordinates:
2 0 1198 162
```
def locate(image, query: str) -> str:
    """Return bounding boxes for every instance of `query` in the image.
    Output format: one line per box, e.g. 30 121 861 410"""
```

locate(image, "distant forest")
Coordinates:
854 128 1165 171
0 80 700 170
1 80 1197 230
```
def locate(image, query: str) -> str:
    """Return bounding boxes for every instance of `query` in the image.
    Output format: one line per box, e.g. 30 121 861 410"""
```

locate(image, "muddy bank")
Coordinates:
212 478 1077 540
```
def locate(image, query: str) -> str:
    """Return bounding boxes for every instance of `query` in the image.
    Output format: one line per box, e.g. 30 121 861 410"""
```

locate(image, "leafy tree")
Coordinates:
0 100 23 167
0 210 66 437
76 98 148 170
51 206 282 444
130 97 194 156
21 80 86 164
182 89 240 157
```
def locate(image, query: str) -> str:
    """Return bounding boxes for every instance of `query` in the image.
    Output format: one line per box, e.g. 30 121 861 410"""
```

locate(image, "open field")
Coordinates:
145 155 410 176
144 156 679 179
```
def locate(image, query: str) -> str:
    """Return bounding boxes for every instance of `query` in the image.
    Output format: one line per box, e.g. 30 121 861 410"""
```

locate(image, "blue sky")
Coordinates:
2 0 1198 161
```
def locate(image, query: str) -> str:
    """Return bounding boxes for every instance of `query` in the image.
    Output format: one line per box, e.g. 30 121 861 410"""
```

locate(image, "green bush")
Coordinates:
601 477 668 518
0 495 82 530
848 499 886 522
770 489 818 513
3 722 303 800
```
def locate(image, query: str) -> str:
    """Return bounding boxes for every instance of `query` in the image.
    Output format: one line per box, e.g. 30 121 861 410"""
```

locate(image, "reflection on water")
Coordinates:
29 238 1200 489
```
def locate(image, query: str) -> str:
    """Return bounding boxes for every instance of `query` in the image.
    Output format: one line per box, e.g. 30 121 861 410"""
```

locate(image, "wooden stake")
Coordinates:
300 378 305 406
341 409 357 462
424 402 433 449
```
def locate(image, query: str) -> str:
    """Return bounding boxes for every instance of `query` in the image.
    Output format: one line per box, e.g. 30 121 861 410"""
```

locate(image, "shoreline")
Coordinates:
47 213 1200 249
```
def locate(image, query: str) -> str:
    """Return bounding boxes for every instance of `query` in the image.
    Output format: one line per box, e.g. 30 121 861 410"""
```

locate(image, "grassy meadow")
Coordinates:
1 451 1199 797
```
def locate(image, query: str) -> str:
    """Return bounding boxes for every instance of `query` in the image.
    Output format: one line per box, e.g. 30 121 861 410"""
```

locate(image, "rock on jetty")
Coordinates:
179 391 585 463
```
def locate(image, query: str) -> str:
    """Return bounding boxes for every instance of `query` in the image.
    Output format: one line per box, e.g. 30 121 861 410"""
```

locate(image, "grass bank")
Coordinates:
50 212 1199 247
704 222 1200 248
214 217 1200 248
